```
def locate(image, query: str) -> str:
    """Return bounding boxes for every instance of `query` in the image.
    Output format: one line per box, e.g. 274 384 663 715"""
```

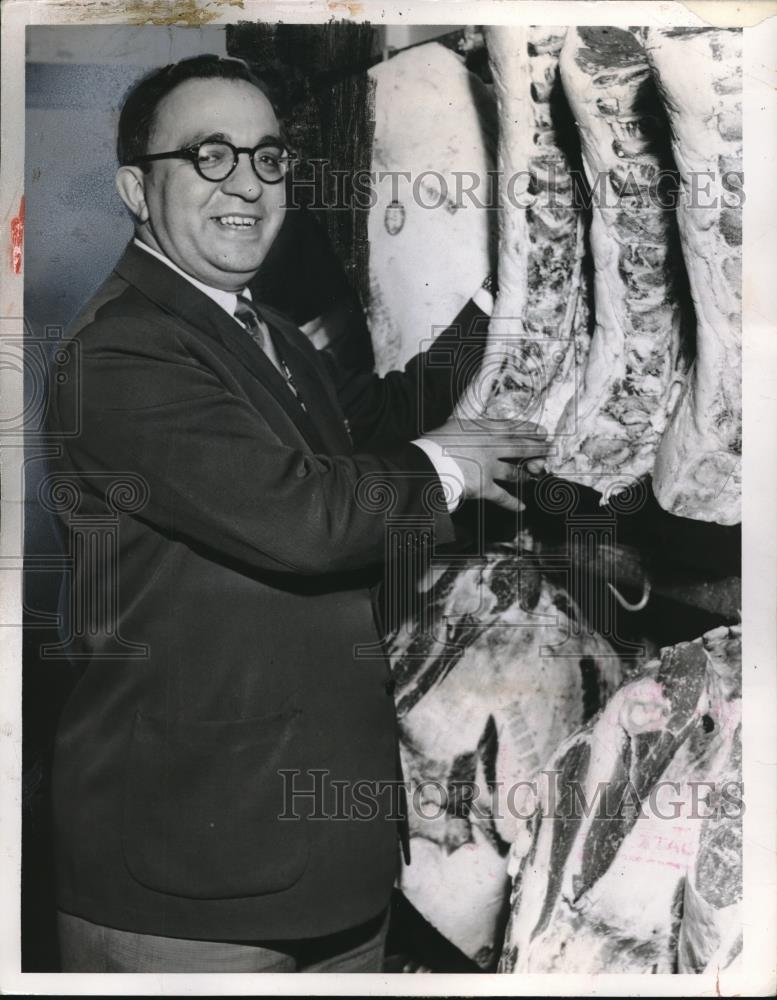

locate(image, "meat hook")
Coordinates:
607 577 652 612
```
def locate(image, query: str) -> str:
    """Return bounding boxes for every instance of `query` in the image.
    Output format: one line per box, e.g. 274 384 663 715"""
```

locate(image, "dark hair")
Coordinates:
116 54 274 166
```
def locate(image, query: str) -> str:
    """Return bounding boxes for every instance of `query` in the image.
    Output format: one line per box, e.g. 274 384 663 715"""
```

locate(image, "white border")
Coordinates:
1 1 775 995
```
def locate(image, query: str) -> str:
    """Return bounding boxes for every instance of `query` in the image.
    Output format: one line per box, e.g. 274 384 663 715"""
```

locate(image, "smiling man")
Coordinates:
116 70 287 288
47 55 547 973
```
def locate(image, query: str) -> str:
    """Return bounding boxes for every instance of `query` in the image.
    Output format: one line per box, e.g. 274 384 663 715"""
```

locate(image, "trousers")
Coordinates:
57 908 389 973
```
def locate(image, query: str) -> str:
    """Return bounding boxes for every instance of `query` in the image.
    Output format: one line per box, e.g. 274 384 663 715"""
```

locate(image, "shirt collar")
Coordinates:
133 237 250 316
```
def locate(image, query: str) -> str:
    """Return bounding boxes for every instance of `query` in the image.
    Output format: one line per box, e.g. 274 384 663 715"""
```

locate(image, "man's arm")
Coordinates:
51 318 455 579
331 296 492 453
322 285 550 514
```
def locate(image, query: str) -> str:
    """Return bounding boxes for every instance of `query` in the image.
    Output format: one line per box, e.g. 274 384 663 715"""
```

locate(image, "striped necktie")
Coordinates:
235 294 272 354
234 295 307 412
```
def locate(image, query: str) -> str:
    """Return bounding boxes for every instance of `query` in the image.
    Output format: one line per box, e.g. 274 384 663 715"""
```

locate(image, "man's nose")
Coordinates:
220 152 263 200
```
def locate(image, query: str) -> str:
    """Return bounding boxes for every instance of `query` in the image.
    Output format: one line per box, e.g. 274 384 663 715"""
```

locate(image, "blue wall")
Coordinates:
23 26 228 630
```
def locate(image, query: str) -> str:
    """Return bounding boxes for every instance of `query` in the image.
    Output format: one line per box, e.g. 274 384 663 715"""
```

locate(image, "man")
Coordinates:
47 54 546 973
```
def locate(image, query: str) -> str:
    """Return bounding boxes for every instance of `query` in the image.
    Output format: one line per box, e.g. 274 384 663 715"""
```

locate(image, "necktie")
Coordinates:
234 295 307 412
235 294 272 355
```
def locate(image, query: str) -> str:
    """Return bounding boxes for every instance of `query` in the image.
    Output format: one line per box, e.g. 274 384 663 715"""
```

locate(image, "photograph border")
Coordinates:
1 1 775 995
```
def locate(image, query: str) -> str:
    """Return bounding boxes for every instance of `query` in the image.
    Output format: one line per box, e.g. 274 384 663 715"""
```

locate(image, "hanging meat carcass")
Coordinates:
389 547 621 968
499 624 742 974
645 28 743 526
459 26 593 435
366 42 498 375
547 27 689 496
461 26 740 525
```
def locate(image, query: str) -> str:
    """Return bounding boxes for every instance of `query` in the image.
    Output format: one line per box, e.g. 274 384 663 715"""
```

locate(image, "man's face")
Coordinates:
131 77 287 291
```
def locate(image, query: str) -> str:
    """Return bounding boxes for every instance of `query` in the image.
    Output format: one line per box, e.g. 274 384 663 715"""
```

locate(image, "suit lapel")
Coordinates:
259 307 353 455
113 243 335 454
211 309 331 453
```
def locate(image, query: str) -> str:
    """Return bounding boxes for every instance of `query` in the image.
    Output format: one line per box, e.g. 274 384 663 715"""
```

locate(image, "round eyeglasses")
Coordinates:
132 140 298 184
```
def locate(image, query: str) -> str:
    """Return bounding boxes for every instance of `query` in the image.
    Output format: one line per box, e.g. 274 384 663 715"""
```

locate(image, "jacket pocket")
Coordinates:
122 709 308 899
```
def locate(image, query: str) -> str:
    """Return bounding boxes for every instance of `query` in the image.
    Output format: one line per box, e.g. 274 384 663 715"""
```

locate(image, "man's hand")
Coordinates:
420 417 550 513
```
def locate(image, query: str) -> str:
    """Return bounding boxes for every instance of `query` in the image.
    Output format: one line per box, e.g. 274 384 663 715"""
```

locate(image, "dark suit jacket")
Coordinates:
46 242 488 941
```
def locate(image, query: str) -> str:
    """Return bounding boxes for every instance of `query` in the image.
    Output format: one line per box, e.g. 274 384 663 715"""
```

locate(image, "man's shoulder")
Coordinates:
66 267 182 355
68 271 130 337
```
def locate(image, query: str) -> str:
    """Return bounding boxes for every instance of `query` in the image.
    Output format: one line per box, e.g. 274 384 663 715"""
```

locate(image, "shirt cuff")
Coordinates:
411 439 465 513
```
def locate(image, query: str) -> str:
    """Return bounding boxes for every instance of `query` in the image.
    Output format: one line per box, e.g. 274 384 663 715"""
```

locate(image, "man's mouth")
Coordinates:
214 215 259 229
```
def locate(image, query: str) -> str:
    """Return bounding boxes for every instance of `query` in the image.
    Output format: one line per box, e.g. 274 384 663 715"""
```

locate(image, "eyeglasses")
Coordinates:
132 140 298 184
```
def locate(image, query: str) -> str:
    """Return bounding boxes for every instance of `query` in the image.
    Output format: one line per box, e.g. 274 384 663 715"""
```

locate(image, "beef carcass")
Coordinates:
646 29 743 526
547 27 689 497
499 624 742 973
464 27 592 435
388 547 620 968
366 43 497 375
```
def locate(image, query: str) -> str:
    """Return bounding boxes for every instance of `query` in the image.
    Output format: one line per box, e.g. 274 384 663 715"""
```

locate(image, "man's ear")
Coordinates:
116 165 150 224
